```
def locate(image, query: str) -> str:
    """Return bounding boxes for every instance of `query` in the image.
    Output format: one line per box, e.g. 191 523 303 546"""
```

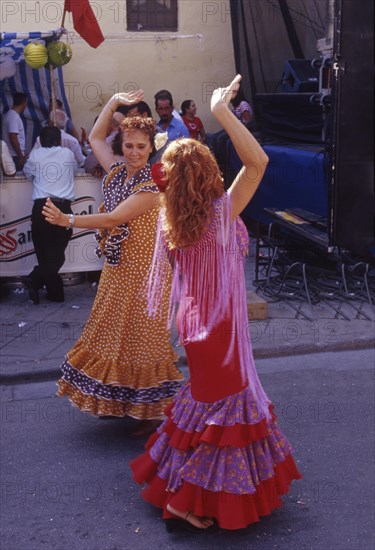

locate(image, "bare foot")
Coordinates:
166 504 214 529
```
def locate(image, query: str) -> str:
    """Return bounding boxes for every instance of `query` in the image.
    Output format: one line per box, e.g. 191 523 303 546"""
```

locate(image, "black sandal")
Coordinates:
165 517 203 534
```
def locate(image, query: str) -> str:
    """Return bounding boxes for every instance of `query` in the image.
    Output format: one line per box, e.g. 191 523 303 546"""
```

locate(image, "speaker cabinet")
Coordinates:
282 60 319 93
329 0 374 256
256 93 323 143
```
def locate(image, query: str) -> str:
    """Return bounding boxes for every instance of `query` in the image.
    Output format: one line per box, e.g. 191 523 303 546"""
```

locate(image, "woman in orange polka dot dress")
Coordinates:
43 91 183 437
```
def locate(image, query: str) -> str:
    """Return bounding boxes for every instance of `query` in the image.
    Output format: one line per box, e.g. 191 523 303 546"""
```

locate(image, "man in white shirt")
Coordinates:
23 126 78 304
33 110 85 168
2 92 28 170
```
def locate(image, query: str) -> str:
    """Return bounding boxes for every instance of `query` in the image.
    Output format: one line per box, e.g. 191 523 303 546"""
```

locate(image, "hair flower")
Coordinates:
151 162 168 192
154 132 168 151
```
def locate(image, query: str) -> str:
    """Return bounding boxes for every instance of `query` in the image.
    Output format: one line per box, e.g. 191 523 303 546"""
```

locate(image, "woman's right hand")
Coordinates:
108 89 144 112
210 75 242 115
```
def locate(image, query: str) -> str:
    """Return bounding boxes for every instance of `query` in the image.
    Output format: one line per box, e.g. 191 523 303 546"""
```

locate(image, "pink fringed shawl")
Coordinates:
148 193 271 419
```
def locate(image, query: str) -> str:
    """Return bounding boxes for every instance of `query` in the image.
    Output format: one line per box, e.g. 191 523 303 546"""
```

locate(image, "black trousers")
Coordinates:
28 198 72 301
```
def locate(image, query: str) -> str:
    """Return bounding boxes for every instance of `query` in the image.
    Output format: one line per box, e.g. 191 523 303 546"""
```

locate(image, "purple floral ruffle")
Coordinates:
150 429 292 494
146 382 293 494
166 382 267 432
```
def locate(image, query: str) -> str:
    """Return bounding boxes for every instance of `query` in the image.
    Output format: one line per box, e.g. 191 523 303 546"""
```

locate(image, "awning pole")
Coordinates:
50 64 56 126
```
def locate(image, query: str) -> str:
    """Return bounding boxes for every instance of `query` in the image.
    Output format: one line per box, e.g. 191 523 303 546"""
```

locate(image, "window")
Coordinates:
127 0 178 32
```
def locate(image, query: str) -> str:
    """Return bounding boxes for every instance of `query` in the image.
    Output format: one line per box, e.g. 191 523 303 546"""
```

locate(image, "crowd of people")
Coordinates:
32 74 301 533
1 83 254 179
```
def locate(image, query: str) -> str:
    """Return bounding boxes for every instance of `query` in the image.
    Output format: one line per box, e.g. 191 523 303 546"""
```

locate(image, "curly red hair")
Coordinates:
160 139 224 248
111 116 156 156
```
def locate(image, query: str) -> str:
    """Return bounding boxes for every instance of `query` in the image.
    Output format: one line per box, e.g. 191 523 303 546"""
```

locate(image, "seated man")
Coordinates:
34 110 85 168
44 98 80 141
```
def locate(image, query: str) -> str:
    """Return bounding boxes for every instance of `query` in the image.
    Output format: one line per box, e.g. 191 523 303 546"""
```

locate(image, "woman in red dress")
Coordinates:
131 75 302 531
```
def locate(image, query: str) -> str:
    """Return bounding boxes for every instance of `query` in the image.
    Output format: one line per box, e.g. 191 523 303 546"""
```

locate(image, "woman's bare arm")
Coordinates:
211 75 268 220
42 192 158 230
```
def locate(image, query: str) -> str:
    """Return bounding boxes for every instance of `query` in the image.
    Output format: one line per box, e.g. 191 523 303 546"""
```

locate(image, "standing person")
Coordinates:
2 92 28 170
155 93 190 141
152 93 189 164
130 76 301 531
23 126 78 304
154 90 183 122
181 100 206 143
42 91 183 437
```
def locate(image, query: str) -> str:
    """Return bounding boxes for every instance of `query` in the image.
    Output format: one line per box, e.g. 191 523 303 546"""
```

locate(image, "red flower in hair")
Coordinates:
151 162 168 193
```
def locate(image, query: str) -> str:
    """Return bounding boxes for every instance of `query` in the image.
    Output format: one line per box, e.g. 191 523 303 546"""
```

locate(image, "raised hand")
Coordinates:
109 89 144 110
210 74 242 114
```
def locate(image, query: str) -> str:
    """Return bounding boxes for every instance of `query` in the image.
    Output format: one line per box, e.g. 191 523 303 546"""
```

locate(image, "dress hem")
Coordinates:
131 453 302 530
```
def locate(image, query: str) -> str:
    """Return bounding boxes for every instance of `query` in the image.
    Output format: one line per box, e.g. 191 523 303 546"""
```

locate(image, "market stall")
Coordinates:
0 174 104 276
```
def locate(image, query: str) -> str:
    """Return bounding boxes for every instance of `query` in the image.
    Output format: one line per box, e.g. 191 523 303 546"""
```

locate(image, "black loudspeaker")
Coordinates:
281 60 319 93
256 93 323 143
329 0 374 256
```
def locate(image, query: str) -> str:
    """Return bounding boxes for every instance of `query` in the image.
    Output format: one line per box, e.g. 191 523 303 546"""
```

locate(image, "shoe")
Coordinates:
128 419 162 438
165 518 203 534
24 278 39 305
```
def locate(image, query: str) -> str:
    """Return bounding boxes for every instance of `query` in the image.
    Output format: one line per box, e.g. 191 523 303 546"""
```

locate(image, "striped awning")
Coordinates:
0 30 71 153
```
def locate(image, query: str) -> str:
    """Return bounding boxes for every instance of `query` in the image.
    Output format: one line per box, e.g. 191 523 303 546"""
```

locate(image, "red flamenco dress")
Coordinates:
130 194 302 530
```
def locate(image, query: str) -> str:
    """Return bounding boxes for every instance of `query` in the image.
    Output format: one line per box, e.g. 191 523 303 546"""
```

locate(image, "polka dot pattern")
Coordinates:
57 163 184 419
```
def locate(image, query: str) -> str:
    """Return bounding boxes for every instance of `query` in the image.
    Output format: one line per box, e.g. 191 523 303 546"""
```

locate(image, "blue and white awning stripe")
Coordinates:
0 30 63 59
0 29 71 153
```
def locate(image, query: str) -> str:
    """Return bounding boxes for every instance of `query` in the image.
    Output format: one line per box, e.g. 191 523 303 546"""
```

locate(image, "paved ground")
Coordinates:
1 349 374 550
1 252 374 383
0 256 374 550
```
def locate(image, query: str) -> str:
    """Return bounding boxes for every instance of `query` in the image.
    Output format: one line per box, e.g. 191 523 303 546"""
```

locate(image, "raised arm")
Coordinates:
211 75 268 220
89 89 144 174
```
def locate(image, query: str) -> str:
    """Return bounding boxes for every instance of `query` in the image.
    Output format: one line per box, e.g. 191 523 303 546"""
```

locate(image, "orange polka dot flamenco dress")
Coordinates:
57 163 183 419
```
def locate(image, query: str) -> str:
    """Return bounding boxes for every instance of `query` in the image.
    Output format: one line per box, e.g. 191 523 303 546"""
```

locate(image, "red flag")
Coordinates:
64 0 104 49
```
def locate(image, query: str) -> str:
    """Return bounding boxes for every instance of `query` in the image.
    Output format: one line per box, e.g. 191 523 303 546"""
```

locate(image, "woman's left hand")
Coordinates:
211 75 242 114
42 198 67 227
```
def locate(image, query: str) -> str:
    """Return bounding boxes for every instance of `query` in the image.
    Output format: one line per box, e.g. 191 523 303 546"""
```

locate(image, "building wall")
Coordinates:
2 0 236 133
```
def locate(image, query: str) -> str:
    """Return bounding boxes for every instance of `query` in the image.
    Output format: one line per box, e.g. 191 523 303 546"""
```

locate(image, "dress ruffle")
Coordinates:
131 382 302 530
60 360 183 405
57 379 175 419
